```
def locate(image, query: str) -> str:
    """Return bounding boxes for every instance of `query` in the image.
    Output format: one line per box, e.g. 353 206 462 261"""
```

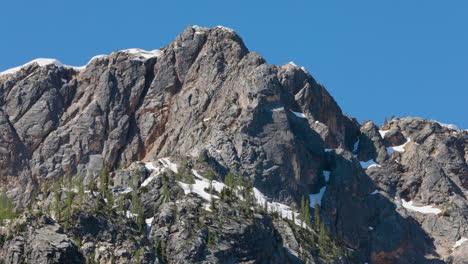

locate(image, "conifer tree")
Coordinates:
314 203 321 228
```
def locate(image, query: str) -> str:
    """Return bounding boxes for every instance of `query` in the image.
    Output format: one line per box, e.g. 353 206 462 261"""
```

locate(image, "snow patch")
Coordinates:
368 226 374 231
192 25 205 34
125 211 138 218
452 237 468 250
353 138 360 152
290 110 306 118
215 25 234 32
370 190 379 195
387 138 411 154
159 158 178 173
360 160 381 169
253 188 303 227
288 61 298 67
379 129 389 138
401 199 442 214
121 187 133 194
309 186 327 207
324 148 333 153
145 217 154 227
271 106 285 112
177 170 306 228
177 170 224 202
323 171 331 183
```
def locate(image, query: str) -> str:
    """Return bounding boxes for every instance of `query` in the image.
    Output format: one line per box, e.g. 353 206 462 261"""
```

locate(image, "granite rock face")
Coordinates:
0 26 466 263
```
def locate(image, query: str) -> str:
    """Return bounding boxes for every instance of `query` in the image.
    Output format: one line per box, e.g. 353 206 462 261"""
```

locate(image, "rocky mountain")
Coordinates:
0 25 466 264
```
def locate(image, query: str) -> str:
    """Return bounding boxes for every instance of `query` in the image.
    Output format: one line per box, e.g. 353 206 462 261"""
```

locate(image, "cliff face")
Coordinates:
0 26 466 264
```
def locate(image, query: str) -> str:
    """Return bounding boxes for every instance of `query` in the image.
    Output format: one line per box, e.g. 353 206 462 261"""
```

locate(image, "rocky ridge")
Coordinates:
0 25 466 263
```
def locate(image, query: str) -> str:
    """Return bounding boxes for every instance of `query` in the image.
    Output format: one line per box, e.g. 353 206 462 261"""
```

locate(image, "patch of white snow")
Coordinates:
452 237 468 250
159 158 178 173
401 199 441 214
379 129 389 138
309 186 327 207
323 171 331 183
353 138 360 152
387 138 411 154
360 160 381 169
290 110 306 118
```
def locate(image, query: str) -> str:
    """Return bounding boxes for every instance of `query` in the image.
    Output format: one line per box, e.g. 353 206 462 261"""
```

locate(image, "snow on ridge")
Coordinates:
122 48 162 59
290 110 306 118
370 190 379 195
433 120 461 131
452 237 468 250
0 54 112 77
0 58 64 76
401 199 442 214
215 25 235 32
288 61 298 67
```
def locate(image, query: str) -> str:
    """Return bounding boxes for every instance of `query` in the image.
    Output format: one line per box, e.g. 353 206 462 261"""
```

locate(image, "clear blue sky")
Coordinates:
2 0 467 128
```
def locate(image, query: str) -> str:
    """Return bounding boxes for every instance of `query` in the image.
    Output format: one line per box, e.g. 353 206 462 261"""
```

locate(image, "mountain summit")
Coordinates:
0 26 466 264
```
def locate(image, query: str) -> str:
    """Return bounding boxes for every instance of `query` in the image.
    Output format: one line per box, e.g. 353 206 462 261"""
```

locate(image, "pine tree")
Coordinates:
318 222 328 250
299 196 311 227
99 167 109 193
88 176 97 192
78 180 85 208
210 197 216 211
52 181 62 220
224 172 234 189
0 187 15 225
314 203 321 229
300 196 305 226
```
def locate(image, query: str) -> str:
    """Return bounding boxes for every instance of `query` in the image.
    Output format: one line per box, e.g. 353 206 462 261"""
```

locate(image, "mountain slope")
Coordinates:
0 26 466 264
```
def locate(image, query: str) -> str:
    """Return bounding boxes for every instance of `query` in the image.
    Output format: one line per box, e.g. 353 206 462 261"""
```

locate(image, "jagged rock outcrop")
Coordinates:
0 214 84 264
0 26 466 264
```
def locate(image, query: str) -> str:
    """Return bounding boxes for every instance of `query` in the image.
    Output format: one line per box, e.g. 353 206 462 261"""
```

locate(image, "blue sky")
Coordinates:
2 0 467 128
